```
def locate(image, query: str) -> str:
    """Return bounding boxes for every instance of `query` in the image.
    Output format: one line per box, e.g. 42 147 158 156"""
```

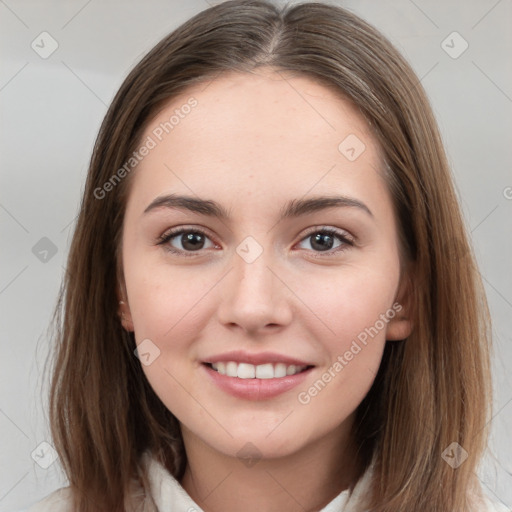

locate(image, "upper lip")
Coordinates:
203 350 314 367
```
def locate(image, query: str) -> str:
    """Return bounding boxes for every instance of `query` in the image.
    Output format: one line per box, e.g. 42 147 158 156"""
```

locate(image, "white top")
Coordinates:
20 451 509 512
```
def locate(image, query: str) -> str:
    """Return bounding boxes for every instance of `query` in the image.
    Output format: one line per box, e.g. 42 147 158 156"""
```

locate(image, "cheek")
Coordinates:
128 268 210 422
290 269 396 414
293 266 398 350
293 273 393 419
125 257 216 343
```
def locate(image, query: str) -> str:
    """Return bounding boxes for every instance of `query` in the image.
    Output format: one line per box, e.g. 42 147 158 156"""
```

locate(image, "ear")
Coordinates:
386 269 414 341
117 282 134 332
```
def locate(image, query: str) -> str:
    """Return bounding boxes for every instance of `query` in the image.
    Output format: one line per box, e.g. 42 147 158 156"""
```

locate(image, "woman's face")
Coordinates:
119 68 411 461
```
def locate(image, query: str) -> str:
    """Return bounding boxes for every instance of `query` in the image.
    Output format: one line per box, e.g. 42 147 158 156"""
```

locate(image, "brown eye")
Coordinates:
158 228 215 255
176 232 207 251
297 228 354 254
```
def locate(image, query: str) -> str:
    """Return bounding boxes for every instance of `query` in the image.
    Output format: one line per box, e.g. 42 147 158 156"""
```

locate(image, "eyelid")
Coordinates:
156 225 219 257
299 225 355 244
156 224 356 257
157 225 215 243
292 225 355 257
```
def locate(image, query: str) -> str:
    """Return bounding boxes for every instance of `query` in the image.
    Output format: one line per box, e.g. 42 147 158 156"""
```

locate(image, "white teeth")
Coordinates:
237 363 255 379
210 361 308 379
255 363 274 379
226 361 238 377
274 363 287 378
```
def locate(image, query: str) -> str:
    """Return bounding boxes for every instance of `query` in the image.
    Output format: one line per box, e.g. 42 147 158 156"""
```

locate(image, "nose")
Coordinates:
216 245 293 335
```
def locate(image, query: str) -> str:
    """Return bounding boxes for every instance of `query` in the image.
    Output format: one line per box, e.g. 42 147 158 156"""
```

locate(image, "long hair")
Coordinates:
46 1 493 511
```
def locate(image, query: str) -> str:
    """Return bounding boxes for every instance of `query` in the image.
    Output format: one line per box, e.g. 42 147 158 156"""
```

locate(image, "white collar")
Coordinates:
141 450 374 512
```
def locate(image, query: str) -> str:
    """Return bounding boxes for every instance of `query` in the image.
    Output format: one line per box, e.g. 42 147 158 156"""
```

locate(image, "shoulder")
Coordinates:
23 486 73 512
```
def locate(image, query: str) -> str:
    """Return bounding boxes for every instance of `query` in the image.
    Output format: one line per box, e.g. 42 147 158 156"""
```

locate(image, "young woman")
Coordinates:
25 1 505 511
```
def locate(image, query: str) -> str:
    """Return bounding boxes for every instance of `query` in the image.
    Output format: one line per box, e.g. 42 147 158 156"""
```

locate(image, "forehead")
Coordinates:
127 68 385 211
146 67 374 146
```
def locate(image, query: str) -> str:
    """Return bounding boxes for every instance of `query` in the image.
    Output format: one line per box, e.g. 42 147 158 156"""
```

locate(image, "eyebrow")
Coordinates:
143 194 373 219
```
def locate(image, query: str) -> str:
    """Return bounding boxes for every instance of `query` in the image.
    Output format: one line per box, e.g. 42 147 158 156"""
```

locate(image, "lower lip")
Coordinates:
202 363 314 401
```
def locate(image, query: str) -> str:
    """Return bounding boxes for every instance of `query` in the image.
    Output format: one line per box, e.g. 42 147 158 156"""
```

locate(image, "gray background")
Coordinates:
1 0 511 510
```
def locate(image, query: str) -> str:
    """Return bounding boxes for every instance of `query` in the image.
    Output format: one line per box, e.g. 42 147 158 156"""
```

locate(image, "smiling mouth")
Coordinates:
203 361 314 379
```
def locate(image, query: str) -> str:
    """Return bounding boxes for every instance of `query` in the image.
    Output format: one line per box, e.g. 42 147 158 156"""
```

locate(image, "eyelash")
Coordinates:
156 226 355 258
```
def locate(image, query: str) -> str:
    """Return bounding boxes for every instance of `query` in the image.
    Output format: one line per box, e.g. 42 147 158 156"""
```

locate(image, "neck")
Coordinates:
179 417 360 512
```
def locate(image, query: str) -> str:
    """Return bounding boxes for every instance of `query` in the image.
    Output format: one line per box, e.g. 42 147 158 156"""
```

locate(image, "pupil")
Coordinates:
311 233 333 251
179 232 334 252
182 232 204 251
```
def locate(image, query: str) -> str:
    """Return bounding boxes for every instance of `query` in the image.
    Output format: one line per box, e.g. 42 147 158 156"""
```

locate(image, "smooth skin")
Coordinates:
118 67 413 512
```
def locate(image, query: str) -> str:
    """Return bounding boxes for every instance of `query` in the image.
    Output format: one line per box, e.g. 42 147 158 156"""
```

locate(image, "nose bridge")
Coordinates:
236 244 272 294
216 236 292 332
233 240 276 308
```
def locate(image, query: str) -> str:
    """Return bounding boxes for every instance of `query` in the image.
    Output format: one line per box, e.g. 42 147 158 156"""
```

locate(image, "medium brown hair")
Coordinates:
46 1 493 511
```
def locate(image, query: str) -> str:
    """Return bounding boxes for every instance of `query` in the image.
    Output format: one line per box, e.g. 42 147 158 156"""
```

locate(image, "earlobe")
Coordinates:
117 284 134 332
386 271 415 341
386 313 413 341
118 300 134 332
